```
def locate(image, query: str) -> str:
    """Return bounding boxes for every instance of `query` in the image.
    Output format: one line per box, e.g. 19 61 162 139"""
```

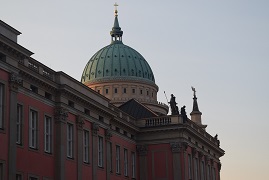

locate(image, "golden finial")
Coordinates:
114 2 118 16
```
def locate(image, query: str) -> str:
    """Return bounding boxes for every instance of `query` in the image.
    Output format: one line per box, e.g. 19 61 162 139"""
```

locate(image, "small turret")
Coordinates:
190 87 207 129
110 3 123 43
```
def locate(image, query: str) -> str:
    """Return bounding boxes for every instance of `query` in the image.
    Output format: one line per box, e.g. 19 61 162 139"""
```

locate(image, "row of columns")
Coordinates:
136 142 221 180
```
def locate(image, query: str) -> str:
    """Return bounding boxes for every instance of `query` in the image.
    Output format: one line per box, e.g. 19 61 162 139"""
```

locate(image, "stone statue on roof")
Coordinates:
169 94 179 115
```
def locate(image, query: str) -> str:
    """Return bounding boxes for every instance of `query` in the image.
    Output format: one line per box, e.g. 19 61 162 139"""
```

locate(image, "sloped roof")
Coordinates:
119 99 158 119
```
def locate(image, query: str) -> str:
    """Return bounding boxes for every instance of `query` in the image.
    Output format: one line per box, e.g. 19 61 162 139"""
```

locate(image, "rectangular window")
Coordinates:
188 154 192 179
16 104 23 144
83 130 89 163
29 110 38 149
99 115 104 122
109 142 112 172
98 136 103 167
116 145 120 174
44 116 52 153
114 88 118 93
29 176 38 180
124 149 128 176
0 83 4 129
30 85 38 93
131 152 136 178
140 89 142 94
67 123 73 158
123 88 127 93
106 89 109 94
16 174 22 180
0 162 3 180
132 89 135 94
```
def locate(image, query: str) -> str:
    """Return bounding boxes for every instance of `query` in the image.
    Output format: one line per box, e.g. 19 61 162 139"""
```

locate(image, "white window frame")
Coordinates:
67 123 73 158
0 83 4 129
29 109 38 149
44 115 52 153
16 104 23 144
83 130 89 163
124 149 128 176
131 152 136 178
116 145 120 174
98 136 103 167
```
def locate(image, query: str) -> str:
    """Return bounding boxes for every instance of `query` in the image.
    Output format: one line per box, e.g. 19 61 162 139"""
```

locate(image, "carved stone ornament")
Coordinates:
92 122 99 136
105 128 112 140
217 162 222 171
182 142 188 152
205 155 210 164
136 145 148 156
54 107 68 123
192 147 197 156
76 116 85 129
170 142 181 153
198 151 204 159
9 72 22 91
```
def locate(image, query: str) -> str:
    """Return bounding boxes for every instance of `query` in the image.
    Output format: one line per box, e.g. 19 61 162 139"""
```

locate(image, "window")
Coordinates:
114 88 118 94
29 176 38 180
109 142 112 172
84 108 90 115
16 174 22 180
67 123 73 158
105 89 109 94
44 116 52 153
131 152 136 178
201 161 205 180
29 110 38 149
116 145 120 174
0 162 3 180
124 149 128 176
132 89 135 94
97 90 100 93
68 100 74 108
30 85 38 93
146 90 149 96
0 83 4 129
140 89 142 95
99 116 104 122
188 154 192 179
45 92 52 100
98 136 103 167
16 104 23 144
123 88 127 93
83 130 89 163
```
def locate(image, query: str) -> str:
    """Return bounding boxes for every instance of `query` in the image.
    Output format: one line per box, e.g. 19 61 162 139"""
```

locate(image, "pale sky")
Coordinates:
2 0 269 179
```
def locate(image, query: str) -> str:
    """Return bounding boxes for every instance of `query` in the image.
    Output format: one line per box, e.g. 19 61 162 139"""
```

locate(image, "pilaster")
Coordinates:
76 115 84 180
92 122 99 180
105 128 112 180
8 72 22 180
170 142 182 180
136 145 148 180
54 107 68 180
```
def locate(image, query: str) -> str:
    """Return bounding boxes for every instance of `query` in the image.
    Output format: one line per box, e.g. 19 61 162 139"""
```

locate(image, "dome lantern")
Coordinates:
110 3 123 43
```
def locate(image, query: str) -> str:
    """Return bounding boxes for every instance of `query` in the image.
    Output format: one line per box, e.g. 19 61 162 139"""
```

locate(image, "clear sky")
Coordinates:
2 0 269 179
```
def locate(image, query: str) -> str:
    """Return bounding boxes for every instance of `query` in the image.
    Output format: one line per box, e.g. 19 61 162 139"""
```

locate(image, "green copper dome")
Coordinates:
81 9 155 85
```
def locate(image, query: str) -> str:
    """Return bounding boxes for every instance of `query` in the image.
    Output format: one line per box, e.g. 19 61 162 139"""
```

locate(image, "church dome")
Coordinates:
81 41 155 85
81 7 155 86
